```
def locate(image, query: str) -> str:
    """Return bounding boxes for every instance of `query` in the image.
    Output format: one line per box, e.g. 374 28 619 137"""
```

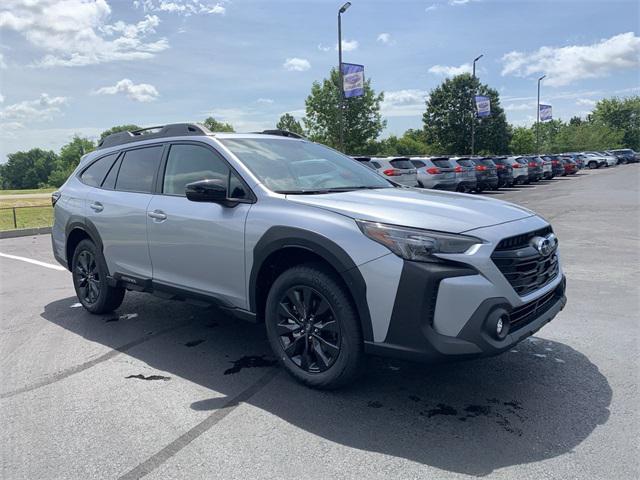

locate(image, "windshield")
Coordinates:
220 138 393 194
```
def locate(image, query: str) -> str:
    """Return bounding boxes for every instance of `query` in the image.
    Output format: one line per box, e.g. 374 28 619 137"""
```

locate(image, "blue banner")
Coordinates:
539 104 552 121
475 95 491 117
341 63 365 98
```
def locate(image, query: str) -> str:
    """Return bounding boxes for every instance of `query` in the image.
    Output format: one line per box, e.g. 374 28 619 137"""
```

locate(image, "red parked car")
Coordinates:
563 158 578 175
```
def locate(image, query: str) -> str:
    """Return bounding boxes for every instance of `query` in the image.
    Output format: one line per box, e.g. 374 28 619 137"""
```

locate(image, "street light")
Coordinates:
537 74 546 154
338 2 351 152
470 54 483 155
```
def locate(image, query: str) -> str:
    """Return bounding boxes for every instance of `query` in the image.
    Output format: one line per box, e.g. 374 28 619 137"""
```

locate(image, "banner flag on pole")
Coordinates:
539 104 552 121
341 63 365 98
475 95 491 118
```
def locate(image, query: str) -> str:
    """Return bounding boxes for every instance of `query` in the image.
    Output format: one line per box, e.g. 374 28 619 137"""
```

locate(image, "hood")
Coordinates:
287 188 535 234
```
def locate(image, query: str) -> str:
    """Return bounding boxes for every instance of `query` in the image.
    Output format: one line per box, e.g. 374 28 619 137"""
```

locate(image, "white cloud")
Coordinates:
382 89 429 117
504 102 536 112
317 43 332 52
0 93 4 103
135 0 226 15
377 33 392 44
428 63 472 76
0 0 169 67
0 93 67 124
501 32 640 87
425 4 438 12
94 79 159 102
338 39 359 52
256 98 274 104
283 57 311 72
576 98 597 107
449 0 478 5
0 53 6 69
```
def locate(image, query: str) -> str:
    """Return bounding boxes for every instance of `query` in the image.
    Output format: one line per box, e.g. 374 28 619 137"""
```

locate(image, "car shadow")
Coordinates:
40 294 611 477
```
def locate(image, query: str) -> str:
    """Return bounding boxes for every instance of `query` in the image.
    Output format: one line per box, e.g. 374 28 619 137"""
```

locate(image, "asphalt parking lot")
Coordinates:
1 165 638 480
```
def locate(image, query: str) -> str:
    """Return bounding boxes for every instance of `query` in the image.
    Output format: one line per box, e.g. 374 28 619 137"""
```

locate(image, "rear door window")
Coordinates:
80 153 119 187
115 146 164 193
389 159 413 169
371 161 381 169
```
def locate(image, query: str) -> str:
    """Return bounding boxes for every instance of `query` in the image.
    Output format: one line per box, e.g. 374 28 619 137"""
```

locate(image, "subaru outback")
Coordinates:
52 124 566 389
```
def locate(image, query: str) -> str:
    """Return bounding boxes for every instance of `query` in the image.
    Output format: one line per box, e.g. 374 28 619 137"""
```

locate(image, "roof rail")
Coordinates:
97 123 212 150
257 129 306 139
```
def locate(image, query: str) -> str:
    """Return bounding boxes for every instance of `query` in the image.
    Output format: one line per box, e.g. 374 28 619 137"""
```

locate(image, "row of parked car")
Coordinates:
353 149 639 193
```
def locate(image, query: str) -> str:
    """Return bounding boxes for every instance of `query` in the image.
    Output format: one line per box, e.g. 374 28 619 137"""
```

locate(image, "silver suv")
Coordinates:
52 124 567 389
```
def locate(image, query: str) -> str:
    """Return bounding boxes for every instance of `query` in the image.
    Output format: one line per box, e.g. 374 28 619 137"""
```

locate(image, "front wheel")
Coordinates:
72 239 125 314
265 264 364 389
588 161 598 169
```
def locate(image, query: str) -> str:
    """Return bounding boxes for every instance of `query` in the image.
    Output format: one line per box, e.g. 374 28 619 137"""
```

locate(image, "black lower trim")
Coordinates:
367 269 566 363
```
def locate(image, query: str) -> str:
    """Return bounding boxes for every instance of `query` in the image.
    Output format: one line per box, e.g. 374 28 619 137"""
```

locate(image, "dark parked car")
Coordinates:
550 156 567 176
609 149 639 164
469 157 499 192
517 156 543 182
490 157 515 187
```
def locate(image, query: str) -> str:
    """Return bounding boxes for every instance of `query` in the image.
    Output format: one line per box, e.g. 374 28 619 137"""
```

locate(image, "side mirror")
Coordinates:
185 179 227 203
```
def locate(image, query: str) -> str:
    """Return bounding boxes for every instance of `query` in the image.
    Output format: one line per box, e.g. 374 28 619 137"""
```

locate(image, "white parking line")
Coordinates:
0 252 67 271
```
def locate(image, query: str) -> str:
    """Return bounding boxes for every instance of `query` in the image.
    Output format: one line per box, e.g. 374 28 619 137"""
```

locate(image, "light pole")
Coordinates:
536 74 546 154
338 2 351 152
470 54 483 155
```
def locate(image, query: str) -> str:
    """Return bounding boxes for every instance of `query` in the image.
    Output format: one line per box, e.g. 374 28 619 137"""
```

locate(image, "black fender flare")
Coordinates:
64 217 104 269
249 226 373 342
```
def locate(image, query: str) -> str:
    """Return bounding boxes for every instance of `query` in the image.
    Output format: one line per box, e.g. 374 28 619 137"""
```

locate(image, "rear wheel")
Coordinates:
72 239 125 314
265 264 364 389
588 161 598 169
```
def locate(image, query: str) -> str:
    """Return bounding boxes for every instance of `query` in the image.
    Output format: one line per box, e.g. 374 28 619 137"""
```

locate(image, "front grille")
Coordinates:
509 283 562 330
495 226 553 251
492 238 559 296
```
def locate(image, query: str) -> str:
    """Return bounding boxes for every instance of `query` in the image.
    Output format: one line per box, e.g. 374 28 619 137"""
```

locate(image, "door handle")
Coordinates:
148 210 167 221
89 202 103 212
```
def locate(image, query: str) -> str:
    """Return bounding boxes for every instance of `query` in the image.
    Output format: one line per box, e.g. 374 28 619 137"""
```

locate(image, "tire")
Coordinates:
71 239 125 314
265 263 364 389
588 161 597 169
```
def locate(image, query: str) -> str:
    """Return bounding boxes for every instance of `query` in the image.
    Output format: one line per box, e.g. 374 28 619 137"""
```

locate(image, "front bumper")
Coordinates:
364 216 566 363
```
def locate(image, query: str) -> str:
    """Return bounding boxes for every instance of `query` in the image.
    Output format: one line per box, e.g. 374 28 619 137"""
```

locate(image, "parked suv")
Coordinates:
411 157 457 190
52 124 566 389
469 157 499 192
368 157 418 186
517 156 543 182
505 156 529 185
451 157 478 192
490 157 515 187
609 149 638 164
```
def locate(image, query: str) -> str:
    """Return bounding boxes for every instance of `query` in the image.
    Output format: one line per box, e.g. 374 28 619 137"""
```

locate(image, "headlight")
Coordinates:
356 220 482 262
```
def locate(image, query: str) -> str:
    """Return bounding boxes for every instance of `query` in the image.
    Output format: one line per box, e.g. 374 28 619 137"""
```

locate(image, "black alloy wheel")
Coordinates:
276 286 341 373
74 249 100 305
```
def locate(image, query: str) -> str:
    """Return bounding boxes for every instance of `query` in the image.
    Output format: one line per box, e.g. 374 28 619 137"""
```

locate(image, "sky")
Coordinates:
0 0 639 162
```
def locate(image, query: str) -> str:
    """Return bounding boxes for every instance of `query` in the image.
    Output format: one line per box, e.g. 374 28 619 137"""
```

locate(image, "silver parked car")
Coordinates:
52 124 566 389
505 157 529 185
450 157 478 192
410 157 457 190
368 157 418 186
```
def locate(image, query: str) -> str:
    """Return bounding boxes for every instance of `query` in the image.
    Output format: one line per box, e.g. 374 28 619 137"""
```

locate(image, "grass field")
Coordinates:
0 190 54 230
0 187 56 195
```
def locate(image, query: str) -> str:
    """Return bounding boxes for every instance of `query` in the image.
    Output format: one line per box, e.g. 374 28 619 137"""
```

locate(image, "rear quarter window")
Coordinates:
80 153 119 187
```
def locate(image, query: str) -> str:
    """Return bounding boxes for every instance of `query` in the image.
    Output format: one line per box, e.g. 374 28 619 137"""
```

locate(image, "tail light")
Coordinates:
528 162 536 168
426 167 441 174
454 165 463 173
475 165 487 171
383 168 401 176
51 191 61 206
552 160 559 166
496 164 504 170
512 163 521 168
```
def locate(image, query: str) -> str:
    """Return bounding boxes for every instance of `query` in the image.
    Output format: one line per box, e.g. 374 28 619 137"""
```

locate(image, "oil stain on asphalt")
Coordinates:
125 374 171 381
185 339 205 347
223 355 277 375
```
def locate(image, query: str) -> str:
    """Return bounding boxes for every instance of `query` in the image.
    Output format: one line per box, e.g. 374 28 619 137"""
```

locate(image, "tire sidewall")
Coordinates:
72 239 112 314
265 265 363 389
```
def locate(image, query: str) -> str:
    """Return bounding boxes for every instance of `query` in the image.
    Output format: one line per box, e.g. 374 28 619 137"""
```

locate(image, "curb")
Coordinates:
0 226 52 239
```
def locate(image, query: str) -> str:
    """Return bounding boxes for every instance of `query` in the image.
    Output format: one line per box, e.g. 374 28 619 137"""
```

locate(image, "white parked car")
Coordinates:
581 153 608 169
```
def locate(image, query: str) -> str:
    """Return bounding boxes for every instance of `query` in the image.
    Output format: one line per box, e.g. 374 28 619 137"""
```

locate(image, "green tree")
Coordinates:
510 126 535 154
304 68 386 154
99 124 140 142
423 73 511 155
48 136 96 187
552 122 623 152
0 149 58 189
374 129 433 156
276 113 305 135
203 117 235 132
590 96 640 150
